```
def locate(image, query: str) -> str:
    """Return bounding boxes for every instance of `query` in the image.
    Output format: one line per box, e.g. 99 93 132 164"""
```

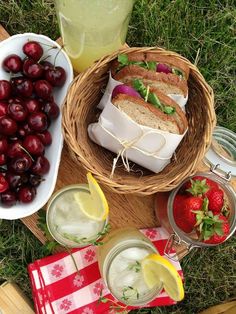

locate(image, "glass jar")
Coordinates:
54 0 135 72
46 184 108 248
97 228 162 306
155 126 236 259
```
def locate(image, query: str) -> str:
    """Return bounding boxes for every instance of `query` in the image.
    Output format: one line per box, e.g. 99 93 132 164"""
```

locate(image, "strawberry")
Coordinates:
173 194 203 233
206 187 224 214
203 215 230 244
0 173 9 193
183 176 219 196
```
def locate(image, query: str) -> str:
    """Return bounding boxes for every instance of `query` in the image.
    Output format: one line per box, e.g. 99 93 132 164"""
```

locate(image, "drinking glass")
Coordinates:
97 228 162 306
54 0 135 72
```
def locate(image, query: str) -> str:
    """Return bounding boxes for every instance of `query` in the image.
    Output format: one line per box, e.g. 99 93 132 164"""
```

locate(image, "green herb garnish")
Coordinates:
132 79 175 115
172 68 184 78
118 54 129 67
128 261 141 273
121 286 140 301
98 289 129 313
59 223 111 246
117 54 157 72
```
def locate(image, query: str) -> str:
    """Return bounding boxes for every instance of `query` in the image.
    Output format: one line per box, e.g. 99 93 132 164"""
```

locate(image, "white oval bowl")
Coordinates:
0 33 73 219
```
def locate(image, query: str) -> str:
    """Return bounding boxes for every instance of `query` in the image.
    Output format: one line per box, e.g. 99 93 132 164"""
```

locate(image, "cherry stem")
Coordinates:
53 44 64 68
19 144 34 162
38 55 51 63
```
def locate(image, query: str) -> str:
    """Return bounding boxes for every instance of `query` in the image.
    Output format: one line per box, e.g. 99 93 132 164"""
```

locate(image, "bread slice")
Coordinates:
112 93 187 135
111 51 190 79
114 65 188 97
146 53 190 79
149 88 188 134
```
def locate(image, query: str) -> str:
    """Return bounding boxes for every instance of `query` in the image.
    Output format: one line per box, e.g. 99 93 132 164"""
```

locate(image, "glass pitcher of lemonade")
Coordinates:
54 0 135 72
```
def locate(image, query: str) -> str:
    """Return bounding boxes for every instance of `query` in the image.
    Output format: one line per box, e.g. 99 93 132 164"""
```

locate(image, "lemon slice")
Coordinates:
141 254 184 301
59 12 84 59
74 173 109 221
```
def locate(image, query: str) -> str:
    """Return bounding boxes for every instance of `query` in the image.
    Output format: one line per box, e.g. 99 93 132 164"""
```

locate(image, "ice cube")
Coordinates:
57 223 82 235
120 247 150 261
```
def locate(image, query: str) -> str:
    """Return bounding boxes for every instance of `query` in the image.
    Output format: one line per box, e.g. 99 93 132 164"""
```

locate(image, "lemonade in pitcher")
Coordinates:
54 0 134 72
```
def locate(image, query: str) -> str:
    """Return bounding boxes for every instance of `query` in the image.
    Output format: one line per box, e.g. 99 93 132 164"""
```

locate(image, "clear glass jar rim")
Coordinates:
204 126 236 174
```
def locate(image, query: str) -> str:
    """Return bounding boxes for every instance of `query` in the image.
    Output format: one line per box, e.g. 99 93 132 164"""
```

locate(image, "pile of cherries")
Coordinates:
0 40 66 206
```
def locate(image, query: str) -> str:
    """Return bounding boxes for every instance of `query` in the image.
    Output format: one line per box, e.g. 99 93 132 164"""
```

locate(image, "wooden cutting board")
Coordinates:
0 25 157 245
2 26 234 259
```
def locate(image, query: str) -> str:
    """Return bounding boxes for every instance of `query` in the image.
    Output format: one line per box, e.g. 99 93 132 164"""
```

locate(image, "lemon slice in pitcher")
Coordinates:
59 12 84 59
141 254 184 301
74 173 109 221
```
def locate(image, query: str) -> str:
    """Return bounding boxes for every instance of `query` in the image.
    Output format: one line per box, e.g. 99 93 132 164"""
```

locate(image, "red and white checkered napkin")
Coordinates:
28 227 183 314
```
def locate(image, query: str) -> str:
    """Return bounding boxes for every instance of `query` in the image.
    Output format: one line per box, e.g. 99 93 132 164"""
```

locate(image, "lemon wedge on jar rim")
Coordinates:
74 172 109 221
141 254 184 302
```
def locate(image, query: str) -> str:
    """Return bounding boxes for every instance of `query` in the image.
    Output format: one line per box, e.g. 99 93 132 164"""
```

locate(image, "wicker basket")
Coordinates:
62 47 216 195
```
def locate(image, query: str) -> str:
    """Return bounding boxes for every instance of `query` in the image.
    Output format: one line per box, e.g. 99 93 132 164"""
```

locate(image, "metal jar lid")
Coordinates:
204 126 236 178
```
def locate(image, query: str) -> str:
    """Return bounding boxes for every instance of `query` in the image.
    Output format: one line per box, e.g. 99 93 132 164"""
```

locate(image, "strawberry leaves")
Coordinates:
186 179 209 196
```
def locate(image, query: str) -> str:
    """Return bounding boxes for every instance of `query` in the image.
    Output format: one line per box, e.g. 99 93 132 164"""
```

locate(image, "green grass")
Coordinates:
0 0 236 313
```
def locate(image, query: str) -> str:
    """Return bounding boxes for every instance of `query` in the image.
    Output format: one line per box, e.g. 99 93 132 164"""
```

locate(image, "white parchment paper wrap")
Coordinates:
88 89 187 174
98 72 188 110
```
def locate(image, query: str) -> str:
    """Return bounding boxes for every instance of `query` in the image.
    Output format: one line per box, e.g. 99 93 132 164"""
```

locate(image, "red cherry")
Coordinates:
40 60 53 71
9 153 32 173
25 99 40 113
0 173 9 193
31 155 50 175
0 137 8 154
0 101 8 117
36 130 52 146
18 186 36 203
0 153 6 165
1 190 17 206
28 112 48 132
34 80 52 99
23 41 43 61
23 58 43 79
0 116 18 135
8 97 22 104
0 80 11 100
45 66 66 86
6 172 28 190
3 54 22 73
11 77 33 98
8 101 28 122
43 101 60 119
7 140 23 158
29 174 43 187
23 135 44 155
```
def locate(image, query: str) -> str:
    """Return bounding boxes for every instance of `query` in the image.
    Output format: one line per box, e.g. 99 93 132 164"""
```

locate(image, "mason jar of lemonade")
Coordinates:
54 0 134 72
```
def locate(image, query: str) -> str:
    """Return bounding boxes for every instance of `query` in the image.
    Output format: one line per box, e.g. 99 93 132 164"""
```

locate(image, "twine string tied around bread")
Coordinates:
98 121 172 177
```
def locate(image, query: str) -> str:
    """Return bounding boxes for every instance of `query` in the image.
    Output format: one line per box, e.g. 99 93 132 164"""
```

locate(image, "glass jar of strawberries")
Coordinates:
155 126 236 259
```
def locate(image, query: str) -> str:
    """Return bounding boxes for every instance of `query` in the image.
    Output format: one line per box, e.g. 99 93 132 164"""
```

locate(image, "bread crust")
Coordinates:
112 94 180 134
112 91 187 135
149 88 188 133
111 51 190 79
114 65 188 96
145 53 190 79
